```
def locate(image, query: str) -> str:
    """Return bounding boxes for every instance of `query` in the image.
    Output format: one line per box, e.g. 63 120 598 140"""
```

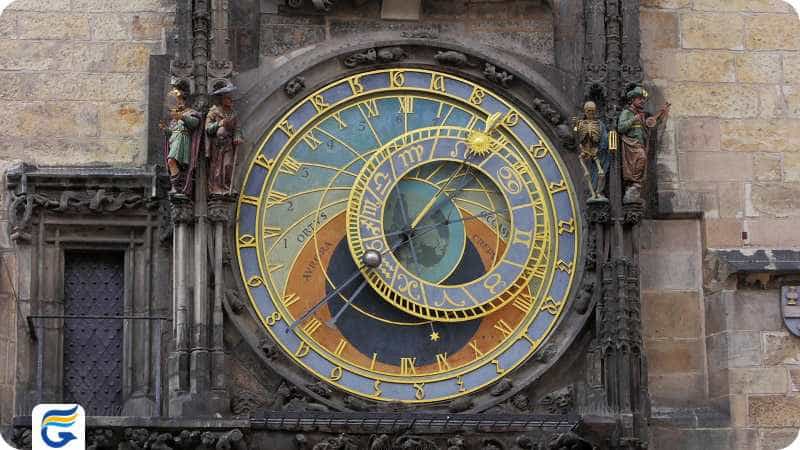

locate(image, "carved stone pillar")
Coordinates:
168 195 193 413
208 194 233 409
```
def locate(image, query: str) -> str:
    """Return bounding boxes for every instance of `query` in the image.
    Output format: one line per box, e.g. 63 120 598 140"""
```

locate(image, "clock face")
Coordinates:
236 68 580 403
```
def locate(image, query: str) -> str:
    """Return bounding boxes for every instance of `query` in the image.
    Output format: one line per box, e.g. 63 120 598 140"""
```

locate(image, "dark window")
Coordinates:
62 251 124 415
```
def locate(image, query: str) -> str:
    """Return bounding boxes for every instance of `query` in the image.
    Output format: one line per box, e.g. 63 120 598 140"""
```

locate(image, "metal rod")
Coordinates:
155 319 163 417
28 315 170 320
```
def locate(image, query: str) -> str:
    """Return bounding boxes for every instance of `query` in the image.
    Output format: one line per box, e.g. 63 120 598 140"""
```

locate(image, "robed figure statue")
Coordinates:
161 87 202 196
206 85 242 195
617 86 670 203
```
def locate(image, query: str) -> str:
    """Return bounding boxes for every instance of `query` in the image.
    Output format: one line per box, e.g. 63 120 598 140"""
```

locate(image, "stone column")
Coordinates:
208 194 232 411
168 196 193 413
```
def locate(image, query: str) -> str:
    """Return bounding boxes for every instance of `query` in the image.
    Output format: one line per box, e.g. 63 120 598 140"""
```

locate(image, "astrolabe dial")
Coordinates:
236 68 580 403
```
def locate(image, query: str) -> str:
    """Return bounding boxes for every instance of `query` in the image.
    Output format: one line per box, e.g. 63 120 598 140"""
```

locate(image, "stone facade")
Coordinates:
0 0 174 427
640 1 800 448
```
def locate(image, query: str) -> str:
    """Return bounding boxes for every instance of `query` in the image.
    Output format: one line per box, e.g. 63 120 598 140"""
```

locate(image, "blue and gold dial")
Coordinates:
236 68 580 403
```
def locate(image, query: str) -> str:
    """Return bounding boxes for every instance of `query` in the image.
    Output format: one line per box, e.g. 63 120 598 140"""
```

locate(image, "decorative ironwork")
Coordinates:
62 252 125 416
251 411 579 434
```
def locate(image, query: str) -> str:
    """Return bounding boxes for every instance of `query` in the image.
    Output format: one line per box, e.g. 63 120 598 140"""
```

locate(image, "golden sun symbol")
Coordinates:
467 112 503 156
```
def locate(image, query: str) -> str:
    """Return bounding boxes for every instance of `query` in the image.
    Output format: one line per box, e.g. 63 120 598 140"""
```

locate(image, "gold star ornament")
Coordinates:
429 331 440 342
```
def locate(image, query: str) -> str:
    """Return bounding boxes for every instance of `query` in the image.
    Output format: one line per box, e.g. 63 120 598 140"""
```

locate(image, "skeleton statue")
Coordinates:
206 84 242 195
161 87 202 196
572 101 610 200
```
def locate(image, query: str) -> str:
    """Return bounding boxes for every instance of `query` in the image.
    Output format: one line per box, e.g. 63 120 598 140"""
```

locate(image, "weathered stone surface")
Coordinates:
746 14 800 50
754 153 783 181
6 0 70 11
467 2 552 31
0 11 16 39
784 153 800 182
132 13 171 41
758 428 799 450
707 332 761 369
730 367 788 394
704 219 743 248
111 43 152 72
472 31 554 63
0 137 142 165
260 21 326 57
664 83 759 118
640 0 690 8
641 9 679 51
646 339 705 374
734 52 782 83
0 40 119 72
640 219 701 251
2 101 99 138
757 84 787 119
642 49 678 80
750 395 800 427
649 373 707 407
717 182 744 217
651 426 734 450
751 183 800 216
785 53 800 84
0 72 29 101
643 291 702 339
783 85 800 119
677 117 720 151
763 332 800 365
89 14 130 40
99 103 146 138
677 51 736 82
679 152 753 181
681 12 743 50
789 369 800 392
746 218 800 246
17 13 91 40
71 0 173 13
641 251 701 290
25 72 145 101
693 0 794 12
721 119 800 152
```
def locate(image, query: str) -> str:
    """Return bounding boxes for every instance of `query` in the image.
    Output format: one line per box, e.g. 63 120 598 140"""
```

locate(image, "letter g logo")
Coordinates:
32 404 85 450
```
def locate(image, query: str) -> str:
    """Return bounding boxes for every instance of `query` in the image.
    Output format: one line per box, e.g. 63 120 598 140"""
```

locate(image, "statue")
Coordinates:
617 86 670 203
572 101 610 200
206 84 242 195
161 87 202 196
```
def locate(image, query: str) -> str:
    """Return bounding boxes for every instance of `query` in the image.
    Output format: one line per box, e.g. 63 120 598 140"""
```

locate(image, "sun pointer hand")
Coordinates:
286 223 444 332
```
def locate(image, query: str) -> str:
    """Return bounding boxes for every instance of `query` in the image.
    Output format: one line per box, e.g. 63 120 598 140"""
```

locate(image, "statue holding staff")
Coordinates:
617 86 670 203
206 84 242 195
161 87 202 196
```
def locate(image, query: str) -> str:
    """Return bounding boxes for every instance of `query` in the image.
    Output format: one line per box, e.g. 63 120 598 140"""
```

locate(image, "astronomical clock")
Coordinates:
235 68 580 404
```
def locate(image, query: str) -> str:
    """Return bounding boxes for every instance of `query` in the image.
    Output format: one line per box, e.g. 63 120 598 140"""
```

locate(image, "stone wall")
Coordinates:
641 0 800 247
259 1 555 66
641 1 800 448
0 0 174 168
0 0 174 425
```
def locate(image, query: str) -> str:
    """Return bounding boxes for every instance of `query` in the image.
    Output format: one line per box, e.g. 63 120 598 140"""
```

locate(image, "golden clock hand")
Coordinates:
327 277 370 327
287 225 442 332
397 193 420 269
409 153 472 230
382 207 509 239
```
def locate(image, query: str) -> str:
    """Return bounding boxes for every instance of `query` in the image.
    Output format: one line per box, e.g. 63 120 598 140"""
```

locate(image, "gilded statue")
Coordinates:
161 87 202 196
572 101 610 200
617 86 670 202
206 84 242 195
